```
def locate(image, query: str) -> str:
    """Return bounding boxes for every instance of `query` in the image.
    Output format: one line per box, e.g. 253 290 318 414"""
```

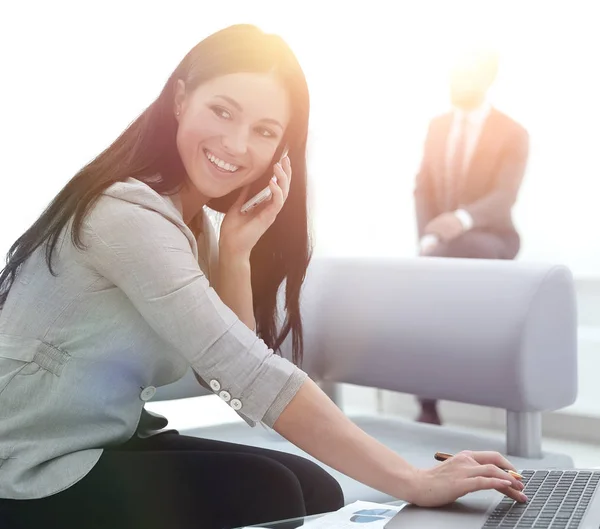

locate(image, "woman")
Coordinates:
0 24 526 529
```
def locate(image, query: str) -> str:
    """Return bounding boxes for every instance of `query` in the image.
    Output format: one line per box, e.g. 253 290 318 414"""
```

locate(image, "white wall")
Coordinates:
1 0 599 277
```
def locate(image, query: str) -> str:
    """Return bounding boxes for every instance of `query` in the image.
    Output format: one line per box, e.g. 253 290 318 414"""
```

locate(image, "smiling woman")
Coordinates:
0 21 528 529
0 24 310 367
0 24 329 529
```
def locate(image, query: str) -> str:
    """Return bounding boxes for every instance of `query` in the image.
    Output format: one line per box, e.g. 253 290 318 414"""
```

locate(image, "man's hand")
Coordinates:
424 212 465 242
418 234 440 256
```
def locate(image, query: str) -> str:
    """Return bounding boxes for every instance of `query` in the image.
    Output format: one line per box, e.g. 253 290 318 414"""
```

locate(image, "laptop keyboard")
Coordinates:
482 469 600 528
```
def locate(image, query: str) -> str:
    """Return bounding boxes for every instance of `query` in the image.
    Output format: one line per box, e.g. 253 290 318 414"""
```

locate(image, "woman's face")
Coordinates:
175 72 291 201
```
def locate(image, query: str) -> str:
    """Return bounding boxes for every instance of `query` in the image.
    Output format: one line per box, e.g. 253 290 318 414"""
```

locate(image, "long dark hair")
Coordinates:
0 24 311 365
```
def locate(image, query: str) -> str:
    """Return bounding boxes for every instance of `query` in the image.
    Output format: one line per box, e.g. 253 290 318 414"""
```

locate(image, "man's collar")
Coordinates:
454 100 492 124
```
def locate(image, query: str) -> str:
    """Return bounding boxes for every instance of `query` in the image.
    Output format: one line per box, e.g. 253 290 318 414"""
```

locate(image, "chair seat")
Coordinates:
182 414 574 504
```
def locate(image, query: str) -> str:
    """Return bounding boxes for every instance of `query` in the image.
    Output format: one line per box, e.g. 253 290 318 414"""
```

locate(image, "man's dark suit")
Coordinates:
414 108 529 259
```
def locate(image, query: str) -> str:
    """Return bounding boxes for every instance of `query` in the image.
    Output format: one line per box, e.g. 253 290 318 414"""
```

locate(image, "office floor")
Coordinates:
146 395 600 469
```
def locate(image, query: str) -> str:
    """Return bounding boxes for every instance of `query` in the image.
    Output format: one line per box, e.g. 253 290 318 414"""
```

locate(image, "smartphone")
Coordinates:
240 145 289 215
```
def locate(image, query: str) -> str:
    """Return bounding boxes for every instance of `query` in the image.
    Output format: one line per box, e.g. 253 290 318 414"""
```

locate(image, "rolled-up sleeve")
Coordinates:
81 194 307 427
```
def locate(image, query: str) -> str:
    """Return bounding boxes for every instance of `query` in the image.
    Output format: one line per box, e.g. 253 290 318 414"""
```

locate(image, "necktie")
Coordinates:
446 114 468 210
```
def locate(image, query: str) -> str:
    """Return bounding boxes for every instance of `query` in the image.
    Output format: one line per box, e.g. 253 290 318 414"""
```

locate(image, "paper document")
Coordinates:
240 501 406 529
303 501 406 528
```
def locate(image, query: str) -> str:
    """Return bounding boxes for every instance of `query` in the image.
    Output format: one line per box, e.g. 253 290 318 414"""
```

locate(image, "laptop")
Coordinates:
385 469 600 528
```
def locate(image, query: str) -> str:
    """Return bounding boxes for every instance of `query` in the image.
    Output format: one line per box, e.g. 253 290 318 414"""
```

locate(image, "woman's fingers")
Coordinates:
466 463 527 503
445 452 527 503
259 160 288 214
466 450 518 473
470 464 524 490
252 177 283 225
282 155 292 180
462 475 527 503
499 484 528 503
269 176 284 209
233 156 290 227
465 476 514 494
273 161 290 200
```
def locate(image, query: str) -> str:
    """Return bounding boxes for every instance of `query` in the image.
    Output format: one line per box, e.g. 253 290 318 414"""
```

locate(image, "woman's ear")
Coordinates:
173 79 186 121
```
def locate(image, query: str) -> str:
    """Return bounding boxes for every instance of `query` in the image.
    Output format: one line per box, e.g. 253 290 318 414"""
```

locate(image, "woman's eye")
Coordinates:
255 126 276 138
210 106 232 120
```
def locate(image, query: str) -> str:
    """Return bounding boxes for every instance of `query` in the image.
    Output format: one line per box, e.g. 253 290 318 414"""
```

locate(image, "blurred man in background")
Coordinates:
413 47 529 425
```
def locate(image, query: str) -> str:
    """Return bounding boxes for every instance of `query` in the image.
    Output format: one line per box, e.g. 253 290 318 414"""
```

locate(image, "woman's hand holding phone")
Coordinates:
219 154 292 261
240 146 289 215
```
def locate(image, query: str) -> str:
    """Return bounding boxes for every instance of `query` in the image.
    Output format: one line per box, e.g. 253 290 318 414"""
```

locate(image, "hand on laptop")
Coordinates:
411 450 527 507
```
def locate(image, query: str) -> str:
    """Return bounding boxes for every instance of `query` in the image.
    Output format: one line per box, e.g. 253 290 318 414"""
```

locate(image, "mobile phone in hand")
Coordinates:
240 146 288 214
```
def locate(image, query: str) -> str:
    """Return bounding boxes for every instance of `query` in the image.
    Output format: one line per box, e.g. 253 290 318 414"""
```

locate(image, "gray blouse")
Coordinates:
0 178 307 499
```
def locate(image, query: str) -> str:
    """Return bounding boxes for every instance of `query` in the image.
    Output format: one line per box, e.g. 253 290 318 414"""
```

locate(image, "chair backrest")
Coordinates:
156 256 578 414
287 256 578 413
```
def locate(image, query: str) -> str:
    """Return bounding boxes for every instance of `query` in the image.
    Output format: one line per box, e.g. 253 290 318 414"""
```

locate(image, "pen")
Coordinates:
434 452 524 481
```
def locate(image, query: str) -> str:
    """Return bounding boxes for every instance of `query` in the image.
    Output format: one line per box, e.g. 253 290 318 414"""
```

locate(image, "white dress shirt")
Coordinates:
445 100 492 179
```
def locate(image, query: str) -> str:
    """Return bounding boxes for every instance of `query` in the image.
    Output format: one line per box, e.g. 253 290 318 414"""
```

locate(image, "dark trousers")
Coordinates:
425 229 520 260
0 432 344 529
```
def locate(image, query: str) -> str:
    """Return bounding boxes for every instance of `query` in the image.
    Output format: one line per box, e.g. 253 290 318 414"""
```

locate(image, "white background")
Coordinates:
1 0 599 276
